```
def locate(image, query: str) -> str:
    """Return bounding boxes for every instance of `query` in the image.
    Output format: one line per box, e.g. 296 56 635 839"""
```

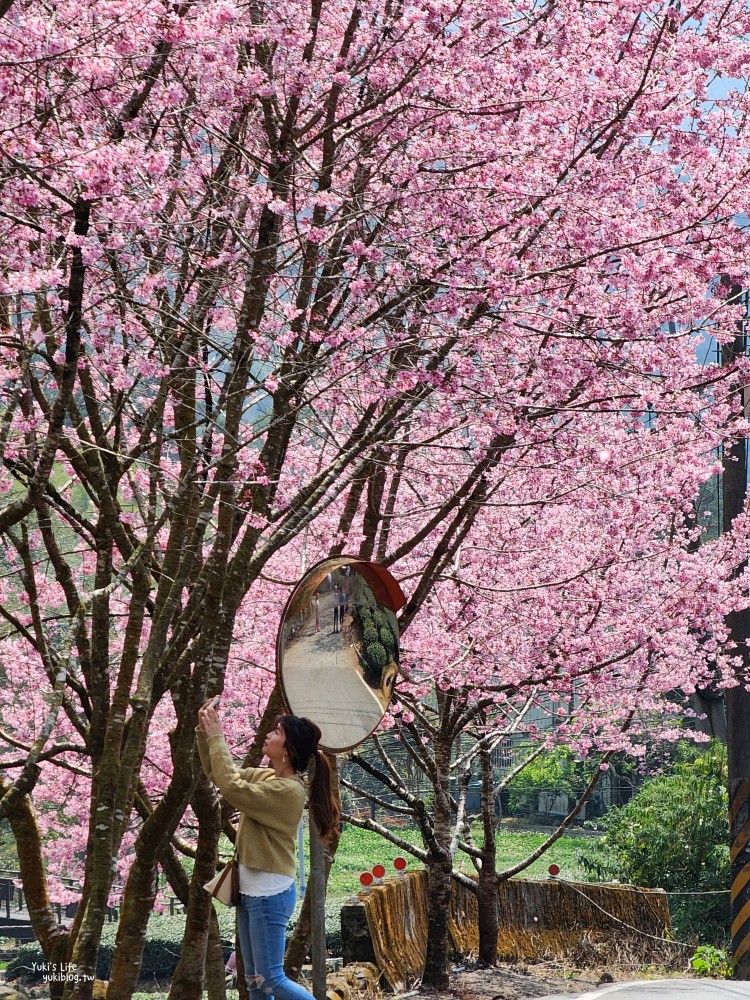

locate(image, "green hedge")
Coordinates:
7 916 234 984
7 908 342 984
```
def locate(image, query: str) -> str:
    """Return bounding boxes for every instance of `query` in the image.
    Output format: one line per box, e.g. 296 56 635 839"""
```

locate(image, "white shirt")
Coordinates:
239 862 295 897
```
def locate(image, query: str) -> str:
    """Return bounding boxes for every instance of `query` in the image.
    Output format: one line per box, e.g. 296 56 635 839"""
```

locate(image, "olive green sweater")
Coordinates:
197 731 307 877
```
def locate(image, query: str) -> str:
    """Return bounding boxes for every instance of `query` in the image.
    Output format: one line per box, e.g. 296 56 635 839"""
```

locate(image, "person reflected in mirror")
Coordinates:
332 586 343 633
197 701 339 1000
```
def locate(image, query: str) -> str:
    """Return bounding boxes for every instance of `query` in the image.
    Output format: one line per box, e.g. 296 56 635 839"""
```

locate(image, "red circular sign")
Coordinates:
548 864 560 877
372 864 386 879
394 857 407 871
359 872 374 886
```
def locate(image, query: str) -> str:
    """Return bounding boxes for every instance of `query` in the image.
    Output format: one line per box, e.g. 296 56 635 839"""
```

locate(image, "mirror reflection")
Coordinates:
277 558 402 752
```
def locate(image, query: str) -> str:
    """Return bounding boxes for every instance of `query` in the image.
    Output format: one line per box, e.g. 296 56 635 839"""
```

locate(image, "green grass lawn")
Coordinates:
325 824 422 899
322 821 593 902
485 826 591 880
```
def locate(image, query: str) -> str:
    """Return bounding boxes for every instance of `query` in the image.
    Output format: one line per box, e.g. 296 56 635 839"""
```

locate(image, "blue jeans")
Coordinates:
236 886 313 1000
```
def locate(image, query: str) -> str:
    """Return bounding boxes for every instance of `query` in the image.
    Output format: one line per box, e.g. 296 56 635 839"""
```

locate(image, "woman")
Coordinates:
197 700 339 1000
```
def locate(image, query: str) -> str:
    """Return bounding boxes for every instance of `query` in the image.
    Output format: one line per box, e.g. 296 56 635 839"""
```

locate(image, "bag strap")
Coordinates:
214 863 235 889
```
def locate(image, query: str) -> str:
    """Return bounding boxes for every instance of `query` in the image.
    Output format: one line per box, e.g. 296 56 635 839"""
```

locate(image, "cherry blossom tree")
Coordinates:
1 0 750 995
343 693 615 969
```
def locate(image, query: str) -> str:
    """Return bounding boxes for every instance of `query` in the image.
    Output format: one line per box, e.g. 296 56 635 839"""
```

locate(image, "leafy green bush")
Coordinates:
690 944 732 978
378 627 395 652
579 741 729 944
7 943 50 983
506 748 580 815
365 643 388 669
363 624 378 644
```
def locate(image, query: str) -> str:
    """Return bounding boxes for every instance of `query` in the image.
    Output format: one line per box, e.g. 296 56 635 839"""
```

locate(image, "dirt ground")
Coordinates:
418 961 647 1000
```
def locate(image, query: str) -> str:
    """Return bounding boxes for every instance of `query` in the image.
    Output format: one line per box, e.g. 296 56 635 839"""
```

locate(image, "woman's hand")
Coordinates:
198 698 224 739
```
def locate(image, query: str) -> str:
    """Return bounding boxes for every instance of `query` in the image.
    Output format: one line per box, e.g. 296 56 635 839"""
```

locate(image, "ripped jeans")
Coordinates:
236 886 313 1000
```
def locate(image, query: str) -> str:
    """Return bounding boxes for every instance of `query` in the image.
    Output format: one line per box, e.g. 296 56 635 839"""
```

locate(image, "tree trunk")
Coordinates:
4 782 71 1000
66 724 136 1000
105 846 159 999
477 865 499 967
106 733 199 999
64 581 152 1000
689 690 727 742
284 858 312 981
168 772 223 1000
422 730 453 988
423 855 453 987
205 908 228 1000
235 923 249 1000
477 745 498 966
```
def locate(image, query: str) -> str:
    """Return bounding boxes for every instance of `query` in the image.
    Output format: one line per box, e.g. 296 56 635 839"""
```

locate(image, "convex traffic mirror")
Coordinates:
276 556 406 753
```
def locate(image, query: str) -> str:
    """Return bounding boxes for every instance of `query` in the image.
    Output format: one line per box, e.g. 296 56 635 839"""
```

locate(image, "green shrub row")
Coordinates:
354 604 373 624
7 917 234 984
6 908 343 984
353 600 397 679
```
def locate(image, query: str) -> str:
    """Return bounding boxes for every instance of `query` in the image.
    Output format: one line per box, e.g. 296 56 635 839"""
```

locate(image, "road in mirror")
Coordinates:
277 558 400 752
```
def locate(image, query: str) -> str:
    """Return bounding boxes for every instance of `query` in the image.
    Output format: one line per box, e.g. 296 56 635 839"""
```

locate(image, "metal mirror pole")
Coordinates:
309 761 327 1000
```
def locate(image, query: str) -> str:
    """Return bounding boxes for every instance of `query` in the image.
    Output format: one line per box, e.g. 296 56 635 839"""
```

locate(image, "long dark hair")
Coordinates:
277 715 340 838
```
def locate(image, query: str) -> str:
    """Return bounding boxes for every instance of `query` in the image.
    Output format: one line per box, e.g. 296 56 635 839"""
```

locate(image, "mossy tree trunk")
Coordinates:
64 557 154 1000
721 286 750 979
4 782 71 1000
235 929 249 1000
104 702 206 999
168 771 223 1000
205 910 228 1000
